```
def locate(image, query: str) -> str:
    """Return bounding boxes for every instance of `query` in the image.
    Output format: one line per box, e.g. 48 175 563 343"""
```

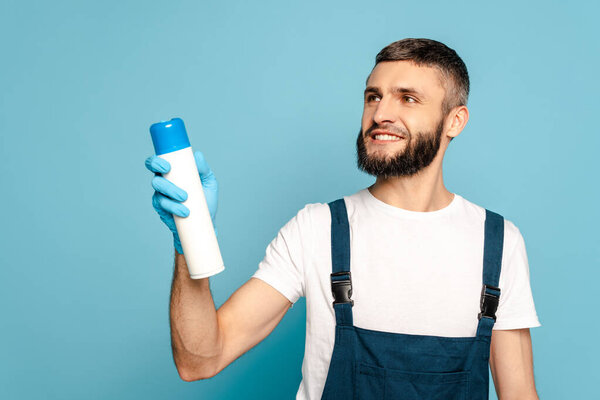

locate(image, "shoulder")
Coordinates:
456 195 524 253
279 201 331 236
291 192 363 224
294 202 331 224
283 195 363 237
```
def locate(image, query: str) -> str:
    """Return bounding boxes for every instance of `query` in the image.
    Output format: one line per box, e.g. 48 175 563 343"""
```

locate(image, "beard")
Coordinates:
356 117 445 178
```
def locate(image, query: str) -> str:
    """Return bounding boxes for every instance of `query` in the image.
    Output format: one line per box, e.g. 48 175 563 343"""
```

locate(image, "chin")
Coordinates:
368 147 400 158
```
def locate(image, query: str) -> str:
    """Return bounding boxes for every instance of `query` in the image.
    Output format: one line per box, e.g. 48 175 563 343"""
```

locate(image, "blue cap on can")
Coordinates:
150 117 191 155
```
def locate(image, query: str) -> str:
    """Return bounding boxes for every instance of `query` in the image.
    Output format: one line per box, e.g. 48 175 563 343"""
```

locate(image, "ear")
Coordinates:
445 105 469 139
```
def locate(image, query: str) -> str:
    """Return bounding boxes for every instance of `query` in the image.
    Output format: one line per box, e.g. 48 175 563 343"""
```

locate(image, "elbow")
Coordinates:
176 361 220 382
178 367 200 382
172 335 224 382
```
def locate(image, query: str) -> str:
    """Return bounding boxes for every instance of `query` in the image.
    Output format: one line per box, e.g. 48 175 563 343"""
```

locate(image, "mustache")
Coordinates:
363 123 409 138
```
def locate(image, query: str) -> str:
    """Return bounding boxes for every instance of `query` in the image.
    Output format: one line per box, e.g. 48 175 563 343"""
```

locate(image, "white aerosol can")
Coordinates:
150 117 225 279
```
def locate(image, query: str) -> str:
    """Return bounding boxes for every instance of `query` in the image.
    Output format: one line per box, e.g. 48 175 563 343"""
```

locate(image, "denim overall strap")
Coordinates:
476 209 505 338
328 199 353 327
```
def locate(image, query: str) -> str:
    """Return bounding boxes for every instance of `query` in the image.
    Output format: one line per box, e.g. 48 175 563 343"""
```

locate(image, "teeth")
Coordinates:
374 134 401 141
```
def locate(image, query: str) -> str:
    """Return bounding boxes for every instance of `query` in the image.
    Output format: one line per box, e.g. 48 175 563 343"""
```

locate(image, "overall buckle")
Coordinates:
330 271 353 306
478 284 501 321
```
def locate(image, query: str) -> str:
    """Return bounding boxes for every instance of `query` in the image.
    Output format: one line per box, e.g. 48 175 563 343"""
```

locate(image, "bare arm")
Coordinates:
490 328 539 400
170 252 292 381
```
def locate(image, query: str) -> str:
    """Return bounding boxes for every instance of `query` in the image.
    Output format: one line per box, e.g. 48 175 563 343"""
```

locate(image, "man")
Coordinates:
145 38 541 399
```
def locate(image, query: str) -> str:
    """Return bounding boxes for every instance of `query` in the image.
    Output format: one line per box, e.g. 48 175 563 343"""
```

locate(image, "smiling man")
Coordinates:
357 61 450 179
146 38 541 400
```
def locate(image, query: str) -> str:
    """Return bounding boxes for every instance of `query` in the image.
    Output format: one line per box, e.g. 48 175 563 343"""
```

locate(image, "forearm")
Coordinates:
498 393 539 400
490 329 539 400
169 252 222 380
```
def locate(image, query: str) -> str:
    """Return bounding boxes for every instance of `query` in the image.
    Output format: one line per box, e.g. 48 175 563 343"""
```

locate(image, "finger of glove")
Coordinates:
152 175 188 202
194 151 217 186
152 192 178 222
152 192 189 218
205 186 218 222
193 150 218 221
145 155 171 174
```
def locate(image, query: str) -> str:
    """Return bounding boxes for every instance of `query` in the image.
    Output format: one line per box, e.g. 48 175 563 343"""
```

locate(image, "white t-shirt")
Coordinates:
252 188 541 400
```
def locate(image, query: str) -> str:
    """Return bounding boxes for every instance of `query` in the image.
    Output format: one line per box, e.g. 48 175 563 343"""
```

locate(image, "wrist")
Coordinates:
174 236 183 255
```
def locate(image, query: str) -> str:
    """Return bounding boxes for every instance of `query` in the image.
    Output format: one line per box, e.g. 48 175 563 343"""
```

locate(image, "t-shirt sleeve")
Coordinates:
251 204 314 306
493 221 541 330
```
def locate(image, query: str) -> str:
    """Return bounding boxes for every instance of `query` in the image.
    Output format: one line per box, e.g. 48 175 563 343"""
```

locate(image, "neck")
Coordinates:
368 156 454 212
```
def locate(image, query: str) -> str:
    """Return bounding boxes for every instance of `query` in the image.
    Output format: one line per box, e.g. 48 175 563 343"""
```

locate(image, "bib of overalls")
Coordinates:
320 198 504 400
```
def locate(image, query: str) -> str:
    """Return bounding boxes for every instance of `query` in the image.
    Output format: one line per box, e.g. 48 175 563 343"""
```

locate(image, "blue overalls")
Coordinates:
320 199 504 400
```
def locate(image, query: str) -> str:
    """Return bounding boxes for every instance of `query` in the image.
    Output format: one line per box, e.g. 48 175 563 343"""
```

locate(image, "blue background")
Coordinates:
1 0 598 399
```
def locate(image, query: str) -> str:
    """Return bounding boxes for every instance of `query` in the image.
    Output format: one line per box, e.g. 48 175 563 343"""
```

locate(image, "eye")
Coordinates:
403 96 416 103
366 94 381 102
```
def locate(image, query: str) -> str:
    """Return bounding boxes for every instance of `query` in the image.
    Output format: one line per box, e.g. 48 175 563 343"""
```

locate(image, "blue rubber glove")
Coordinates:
144 150 218 255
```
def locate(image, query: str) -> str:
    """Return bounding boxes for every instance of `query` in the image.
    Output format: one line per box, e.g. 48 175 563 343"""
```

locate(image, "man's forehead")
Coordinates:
366 61 445 96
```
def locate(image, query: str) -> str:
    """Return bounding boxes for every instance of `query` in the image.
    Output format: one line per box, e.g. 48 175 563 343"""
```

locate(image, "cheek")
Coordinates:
402 115 426 135
409 107 440 130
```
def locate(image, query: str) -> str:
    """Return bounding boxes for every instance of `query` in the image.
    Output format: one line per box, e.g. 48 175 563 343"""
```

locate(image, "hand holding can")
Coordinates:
147 118 225 279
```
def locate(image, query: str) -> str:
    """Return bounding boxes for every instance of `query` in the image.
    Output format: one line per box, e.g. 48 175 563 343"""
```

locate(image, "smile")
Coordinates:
372 134 402 141
368 129 406 143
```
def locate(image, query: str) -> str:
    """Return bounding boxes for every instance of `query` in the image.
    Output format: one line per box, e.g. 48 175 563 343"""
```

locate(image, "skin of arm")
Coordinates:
170 252 292 381
490 328 539 400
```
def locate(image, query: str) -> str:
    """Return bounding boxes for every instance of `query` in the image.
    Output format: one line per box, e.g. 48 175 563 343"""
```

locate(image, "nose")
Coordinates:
372 96 396 125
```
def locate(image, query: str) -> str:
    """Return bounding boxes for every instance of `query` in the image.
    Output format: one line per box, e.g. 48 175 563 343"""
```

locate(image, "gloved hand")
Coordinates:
144 150 218 255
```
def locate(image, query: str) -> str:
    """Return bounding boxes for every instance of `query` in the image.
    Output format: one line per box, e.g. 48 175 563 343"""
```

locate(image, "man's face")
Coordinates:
357 61 448 178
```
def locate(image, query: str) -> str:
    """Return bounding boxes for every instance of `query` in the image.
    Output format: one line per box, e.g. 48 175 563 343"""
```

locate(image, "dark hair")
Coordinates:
370 38 469 117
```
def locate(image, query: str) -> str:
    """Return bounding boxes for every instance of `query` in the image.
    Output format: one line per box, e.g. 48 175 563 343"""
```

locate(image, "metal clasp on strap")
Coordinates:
330 271 353 306
478 284 501 321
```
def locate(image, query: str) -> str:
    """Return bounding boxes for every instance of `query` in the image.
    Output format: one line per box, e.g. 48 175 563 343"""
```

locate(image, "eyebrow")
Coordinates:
364 86 426 99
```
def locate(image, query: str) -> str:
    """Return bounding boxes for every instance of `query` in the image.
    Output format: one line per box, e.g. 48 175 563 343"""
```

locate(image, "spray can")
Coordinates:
149 118 225 279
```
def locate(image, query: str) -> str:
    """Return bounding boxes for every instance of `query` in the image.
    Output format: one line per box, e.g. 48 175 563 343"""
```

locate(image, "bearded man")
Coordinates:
146 38 541 400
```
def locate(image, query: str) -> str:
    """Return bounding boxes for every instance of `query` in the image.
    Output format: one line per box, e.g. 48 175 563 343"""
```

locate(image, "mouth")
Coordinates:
368 130 405 144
